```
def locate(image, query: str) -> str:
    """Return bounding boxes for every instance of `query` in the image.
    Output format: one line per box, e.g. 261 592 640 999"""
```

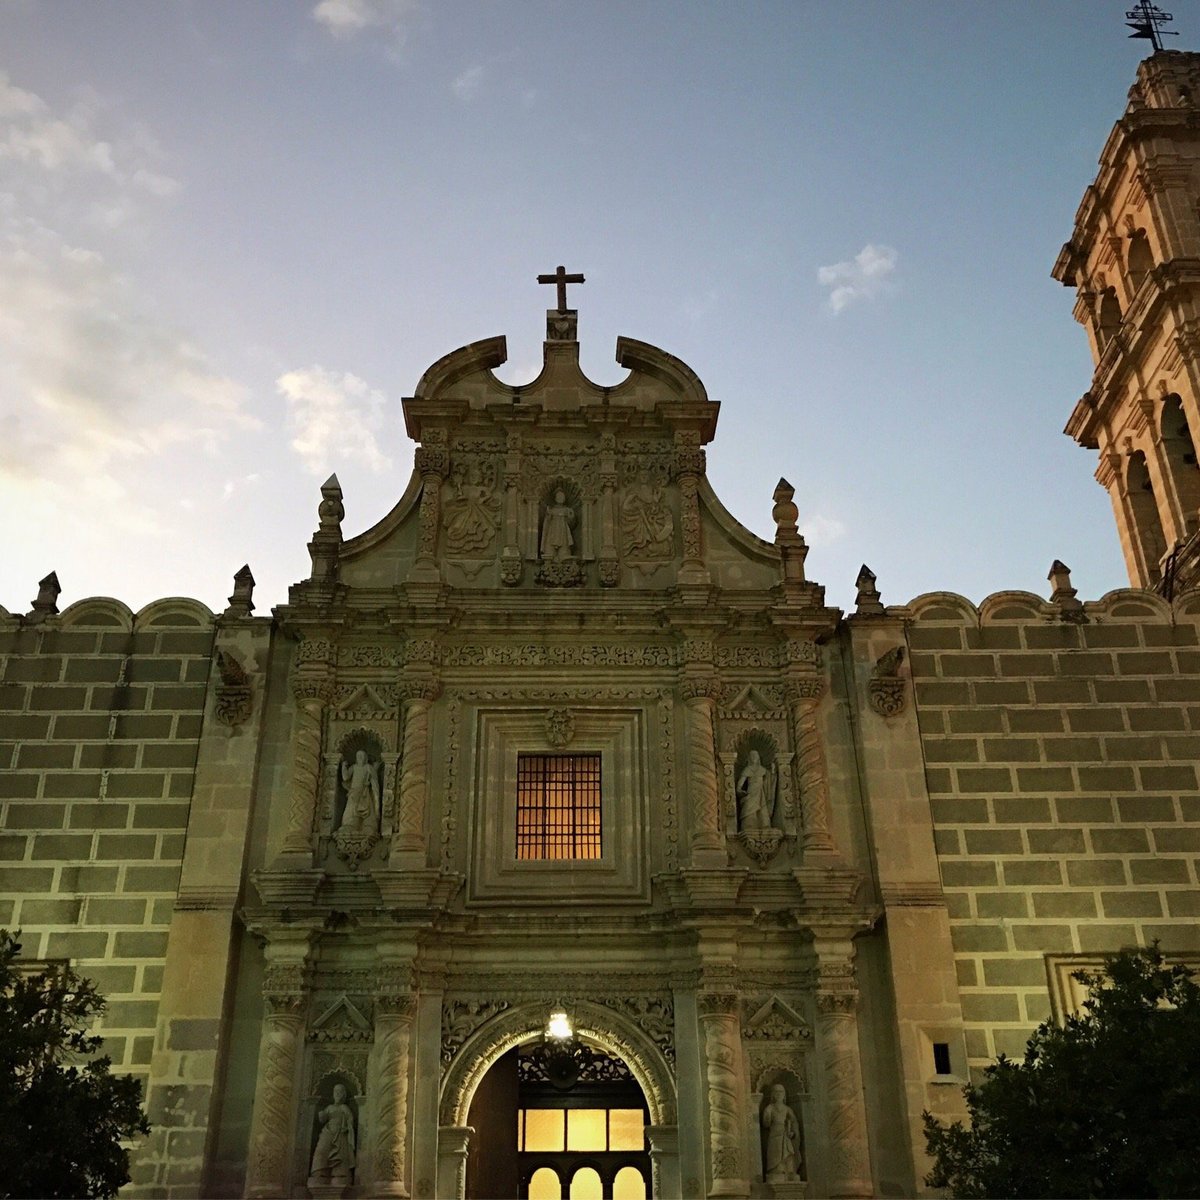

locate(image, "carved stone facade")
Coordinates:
8 72 1200 1196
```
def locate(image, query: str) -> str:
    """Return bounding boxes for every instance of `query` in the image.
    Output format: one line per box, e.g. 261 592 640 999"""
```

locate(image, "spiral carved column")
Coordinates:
391 686 435 860
244 960 309 1199
683 681 724 859
697 991 749 1198
371 992 416 1198
786 679 836 853
816 955 872 1198
281 675 332 856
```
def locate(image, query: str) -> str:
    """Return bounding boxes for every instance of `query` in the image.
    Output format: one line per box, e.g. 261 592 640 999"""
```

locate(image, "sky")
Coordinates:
0 1 1190 616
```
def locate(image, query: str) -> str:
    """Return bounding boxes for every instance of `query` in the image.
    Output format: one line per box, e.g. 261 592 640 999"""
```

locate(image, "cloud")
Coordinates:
452 64 484 102
800 513 847 546
0 220 257 478
312 0 418 50
0 73 254 540
276 366 391 475
0 71 177 203
817 243 898 314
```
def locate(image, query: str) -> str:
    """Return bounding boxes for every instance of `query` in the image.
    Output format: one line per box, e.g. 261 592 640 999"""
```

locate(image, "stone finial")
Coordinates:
309 475 344 583
224 564 256 618
772 478 799 542
1048 559 1085 619
854 565 885 615
28 571 60 621
318 474 344 534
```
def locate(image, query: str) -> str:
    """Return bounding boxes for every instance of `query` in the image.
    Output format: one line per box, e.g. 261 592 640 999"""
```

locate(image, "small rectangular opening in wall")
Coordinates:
932 1042 952 1076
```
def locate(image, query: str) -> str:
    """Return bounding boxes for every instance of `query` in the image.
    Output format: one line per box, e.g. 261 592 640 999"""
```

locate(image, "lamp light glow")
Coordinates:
546 1010 573 1040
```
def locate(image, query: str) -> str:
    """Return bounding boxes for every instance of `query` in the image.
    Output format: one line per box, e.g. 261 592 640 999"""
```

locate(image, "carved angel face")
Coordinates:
748 749 761 766
770 1083 787 1102
355 749 367 765
333 1083 347 1102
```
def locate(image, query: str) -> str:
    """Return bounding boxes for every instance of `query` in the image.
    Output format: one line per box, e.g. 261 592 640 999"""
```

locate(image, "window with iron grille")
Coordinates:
516 753 602 860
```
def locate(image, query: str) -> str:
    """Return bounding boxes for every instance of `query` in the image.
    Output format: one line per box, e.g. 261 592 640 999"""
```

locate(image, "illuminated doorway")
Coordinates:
466 1040 651 1200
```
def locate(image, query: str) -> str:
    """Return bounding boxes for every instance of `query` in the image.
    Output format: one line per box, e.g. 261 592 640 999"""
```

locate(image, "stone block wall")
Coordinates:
907 588 1200 1078
0 598 214 1090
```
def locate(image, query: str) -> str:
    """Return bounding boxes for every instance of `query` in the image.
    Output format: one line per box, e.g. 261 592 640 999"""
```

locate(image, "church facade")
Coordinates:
2 51 1200 1200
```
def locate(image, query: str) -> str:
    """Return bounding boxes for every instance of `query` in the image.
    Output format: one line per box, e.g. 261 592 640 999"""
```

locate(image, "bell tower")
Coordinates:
1055 49 1200 592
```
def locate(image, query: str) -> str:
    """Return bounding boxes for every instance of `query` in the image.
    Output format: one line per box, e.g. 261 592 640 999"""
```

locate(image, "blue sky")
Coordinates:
0 1 1187 614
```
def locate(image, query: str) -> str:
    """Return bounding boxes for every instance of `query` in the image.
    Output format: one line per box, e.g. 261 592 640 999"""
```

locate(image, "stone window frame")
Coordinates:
1045 951 1199 1023
465 705 650 907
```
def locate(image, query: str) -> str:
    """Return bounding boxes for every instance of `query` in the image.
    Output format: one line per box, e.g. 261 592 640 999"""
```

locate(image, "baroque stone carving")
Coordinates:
545 708 574 748
440 999 511 1067
600 995 676 1065
339 644 405 668
698 992 744 1184
657 693 679 870
334 748 381 869
762 1082 803 1182
308 1082 357 1189
440 643 678 668
868 646 908 717
213 649 252 728
296 638 336 666
621 468 674 559
443 459 500 553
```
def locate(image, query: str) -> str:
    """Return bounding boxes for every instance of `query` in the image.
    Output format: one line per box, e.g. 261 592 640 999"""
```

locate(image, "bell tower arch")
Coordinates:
1056 50 1200 591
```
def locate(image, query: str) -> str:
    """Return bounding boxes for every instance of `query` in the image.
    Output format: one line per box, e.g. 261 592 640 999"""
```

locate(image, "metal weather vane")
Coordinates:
1125 1 1177 52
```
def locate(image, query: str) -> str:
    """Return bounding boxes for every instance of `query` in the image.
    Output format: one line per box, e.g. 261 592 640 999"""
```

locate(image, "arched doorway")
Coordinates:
468 1040 651 1199
440 1001 677 1200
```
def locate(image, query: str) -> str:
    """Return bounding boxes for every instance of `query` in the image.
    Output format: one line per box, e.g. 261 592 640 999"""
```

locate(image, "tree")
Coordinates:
0 930 149 1199
923 945 1200 1199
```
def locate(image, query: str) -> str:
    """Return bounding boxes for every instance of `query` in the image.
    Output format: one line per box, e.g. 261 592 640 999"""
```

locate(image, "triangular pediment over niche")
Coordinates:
309 995 372 1043
742 995 811 1042
332 683 396 715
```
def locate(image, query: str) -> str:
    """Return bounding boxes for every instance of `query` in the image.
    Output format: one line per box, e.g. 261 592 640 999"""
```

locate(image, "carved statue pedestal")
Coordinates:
734 828 783 866
765 1178 807 1200
306 1182 349 1200
332 830 378 870
536 559 584 587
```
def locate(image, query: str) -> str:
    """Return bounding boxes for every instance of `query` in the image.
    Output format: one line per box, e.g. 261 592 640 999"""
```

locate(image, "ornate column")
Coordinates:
410 436 449 587
784 672 836 855
681 635 723 863
280 640 335 858
697 990 749 1198
814 942 872 1199
370 961 416 1198
390 663 440 866
673 430 711 589
244 935 312 1199
436 1127 472 1200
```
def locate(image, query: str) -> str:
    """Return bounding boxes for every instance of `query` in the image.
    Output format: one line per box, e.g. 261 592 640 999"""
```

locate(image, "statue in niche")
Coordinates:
308 1082 357 1188
621 470 673 558
338 749 380 837
737 748 778 832
443 460 498 554
761 1082 802 1181
540 489 576 560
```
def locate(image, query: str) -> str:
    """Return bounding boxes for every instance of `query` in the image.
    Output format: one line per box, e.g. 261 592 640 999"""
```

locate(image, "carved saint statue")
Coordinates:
621 472 673 557
309 1083 357 1187
761 1083 802 1181
737 749 778 831
338 749 380 836
540 490 576 561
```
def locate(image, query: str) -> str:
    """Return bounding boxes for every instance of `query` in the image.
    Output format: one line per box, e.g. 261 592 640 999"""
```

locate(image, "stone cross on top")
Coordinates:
538 264 584 343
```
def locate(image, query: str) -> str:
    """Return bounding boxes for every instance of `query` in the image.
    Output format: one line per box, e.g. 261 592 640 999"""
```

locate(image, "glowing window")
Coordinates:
523 1109 565 1152
516 753 602 860
607 1109 646 1151
566 1108 606 1151
528 1167 562 1200
613 1166 647 1200
570 1167 603 1200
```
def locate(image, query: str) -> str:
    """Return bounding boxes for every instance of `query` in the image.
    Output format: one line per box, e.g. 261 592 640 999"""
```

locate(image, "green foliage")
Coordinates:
923 945 1200 1198
0 930 149 1199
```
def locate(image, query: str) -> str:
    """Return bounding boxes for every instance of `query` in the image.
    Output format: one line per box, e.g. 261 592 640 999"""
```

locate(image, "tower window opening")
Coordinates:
932 1042 952 1075
1127 229 1153 290
1127 451 1168 582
